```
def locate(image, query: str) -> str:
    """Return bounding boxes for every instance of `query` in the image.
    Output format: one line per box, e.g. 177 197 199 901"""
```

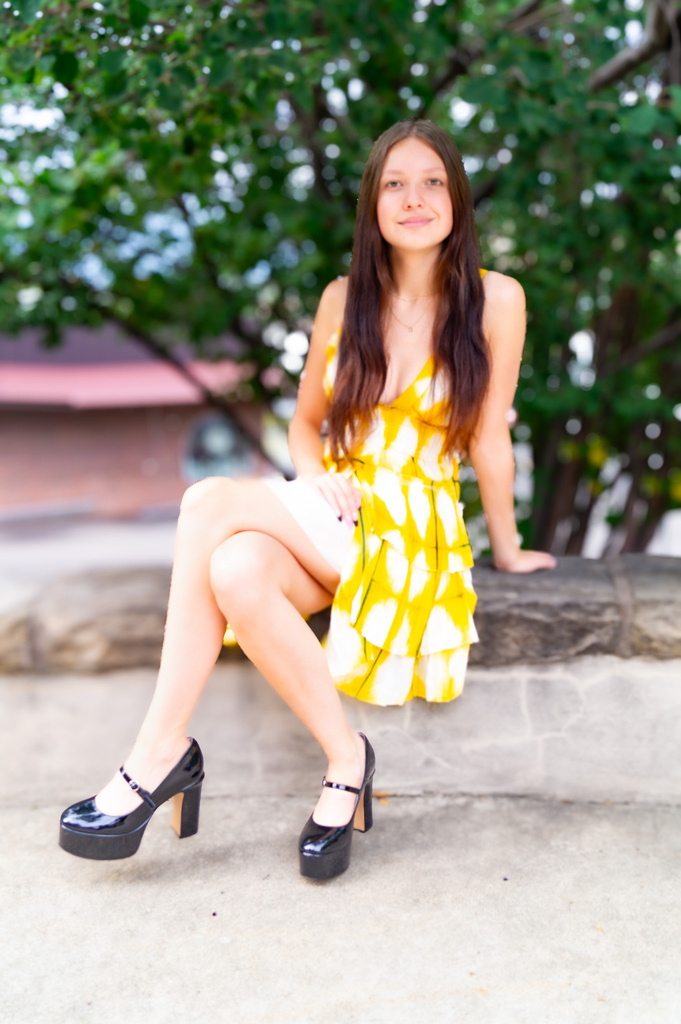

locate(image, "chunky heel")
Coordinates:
299 734 376 880
170 780 202 839
59 739 204 861
354 777 373 833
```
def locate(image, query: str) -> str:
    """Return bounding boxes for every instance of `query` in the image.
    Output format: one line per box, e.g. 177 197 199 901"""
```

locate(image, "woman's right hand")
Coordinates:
301 470 362 528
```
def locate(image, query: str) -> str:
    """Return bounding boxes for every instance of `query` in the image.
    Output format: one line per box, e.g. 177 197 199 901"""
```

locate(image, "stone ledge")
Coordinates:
0 554 679 674
5 657 680 805
469 553 681 665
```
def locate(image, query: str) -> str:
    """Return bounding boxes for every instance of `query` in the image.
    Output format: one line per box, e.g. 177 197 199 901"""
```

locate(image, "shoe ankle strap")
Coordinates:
321 776 361 795
119 766 156 809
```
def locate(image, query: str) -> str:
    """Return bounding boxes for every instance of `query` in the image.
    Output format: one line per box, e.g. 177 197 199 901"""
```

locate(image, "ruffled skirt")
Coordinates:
226 468 478 706
325 480 478 706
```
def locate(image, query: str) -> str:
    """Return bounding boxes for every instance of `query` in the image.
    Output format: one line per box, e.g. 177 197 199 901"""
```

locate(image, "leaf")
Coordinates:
53 51 79 85
518 98 548 137
16 0 41 22
173 65 196 89
156 82 184 113
145 56 164 80
99 50 128 75
655 113 678 138
209 54 233 87
129 0 149 29
461 77 507 110
669 85 681 123
45 169 78 193
7 46 34 75
3 0 678 556
620 104 659 136
166 31 189 54
522 51 555 86
102 70 128 99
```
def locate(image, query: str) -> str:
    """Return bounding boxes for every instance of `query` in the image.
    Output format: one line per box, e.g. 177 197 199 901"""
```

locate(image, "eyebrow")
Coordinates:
381 165 446 176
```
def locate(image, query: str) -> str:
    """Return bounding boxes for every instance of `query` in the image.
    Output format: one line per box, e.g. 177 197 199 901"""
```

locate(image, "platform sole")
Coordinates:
299 845 352 880
59 819 149 860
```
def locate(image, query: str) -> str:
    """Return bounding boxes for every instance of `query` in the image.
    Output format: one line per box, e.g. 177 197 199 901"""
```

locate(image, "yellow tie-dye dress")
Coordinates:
323 280 485 706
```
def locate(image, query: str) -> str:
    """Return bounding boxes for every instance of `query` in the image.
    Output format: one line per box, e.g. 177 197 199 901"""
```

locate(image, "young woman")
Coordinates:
59 119 555 880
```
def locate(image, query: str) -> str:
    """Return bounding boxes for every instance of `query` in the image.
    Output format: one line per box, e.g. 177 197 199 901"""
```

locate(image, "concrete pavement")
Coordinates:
0 513 178 585
3 664 681 1024
3 517 680 1021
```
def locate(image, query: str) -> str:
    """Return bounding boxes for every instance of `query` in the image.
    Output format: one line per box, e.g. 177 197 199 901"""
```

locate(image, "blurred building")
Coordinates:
0 325 270 521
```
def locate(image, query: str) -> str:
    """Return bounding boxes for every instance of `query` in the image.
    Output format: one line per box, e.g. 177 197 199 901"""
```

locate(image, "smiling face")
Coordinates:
375 136 454 252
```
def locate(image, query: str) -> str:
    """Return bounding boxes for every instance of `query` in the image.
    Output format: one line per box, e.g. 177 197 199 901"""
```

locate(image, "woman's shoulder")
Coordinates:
480 270 527 356
480 269 525 307
312 277 348 358
318 275 349 324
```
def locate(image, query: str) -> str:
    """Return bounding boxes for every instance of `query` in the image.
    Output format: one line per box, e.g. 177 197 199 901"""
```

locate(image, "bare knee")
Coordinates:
180 477 237 516
209 533 275 619
177 479 247 545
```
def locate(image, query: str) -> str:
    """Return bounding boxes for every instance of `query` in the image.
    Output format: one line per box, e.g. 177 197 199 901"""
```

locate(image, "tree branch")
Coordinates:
286 88 335 206
589 0 677 93
608 317 681 372
102 310 287 473
508 0 548 20
432 1 558 98
508 1 564 36
664 0 681 84
172 193 226 294
431 43 484 97
52 246 288 472
472 174 502 205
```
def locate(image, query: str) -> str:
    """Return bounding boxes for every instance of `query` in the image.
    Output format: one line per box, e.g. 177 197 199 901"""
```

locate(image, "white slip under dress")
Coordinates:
263 476 354 576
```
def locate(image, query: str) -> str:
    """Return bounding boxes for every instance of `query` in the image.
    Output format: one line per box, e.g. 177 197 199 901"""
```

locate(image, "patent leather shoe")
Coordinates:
59 739 204 860
299 733 375 880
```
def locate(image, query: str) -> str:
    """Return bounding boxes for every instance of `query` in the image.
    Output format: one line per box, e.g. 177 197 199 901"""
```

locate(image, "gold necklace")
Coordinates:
389 302 432 334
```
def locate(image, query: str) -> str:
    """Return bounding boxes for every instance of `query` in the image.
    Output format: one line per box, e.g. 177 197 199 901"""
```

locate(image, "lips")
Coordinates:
399 218 433 227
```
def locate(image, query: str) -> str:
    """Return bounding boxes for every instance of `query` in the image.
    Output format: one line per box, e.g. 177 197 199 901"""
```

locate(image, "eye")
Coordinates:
384 179 402 189
426 177 445 186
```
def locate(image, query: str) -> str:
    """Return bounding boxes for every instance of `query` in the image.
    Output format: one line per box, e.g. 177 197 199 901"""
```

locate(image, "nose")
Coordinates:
403 181 425 208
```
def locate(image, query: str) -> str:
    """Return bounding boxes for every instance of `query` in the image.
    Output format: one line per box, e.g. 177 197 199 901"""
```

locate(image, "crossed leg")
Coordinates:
94 477 365 828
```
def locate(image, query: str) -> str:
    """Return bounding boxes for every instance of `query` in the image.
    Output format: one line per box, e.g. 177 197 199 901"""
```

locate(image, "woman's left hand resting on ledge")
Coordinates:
493 549 557 573
470 272 556 575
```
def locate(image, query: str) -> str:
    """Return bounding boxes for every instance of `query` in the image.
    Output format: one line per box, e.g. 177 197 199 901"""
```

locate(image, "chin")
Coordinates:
390 234 447 253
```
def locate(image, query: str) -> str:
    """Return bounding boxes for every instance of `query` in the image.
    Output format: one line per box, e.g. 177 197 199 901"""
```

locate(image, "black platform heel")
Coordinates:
299 733 376 880
59 738 204 861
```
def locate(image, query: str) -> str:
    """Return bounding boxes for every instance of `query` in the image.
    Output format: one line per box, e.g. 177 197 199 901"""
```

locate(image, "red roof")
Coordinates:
0 324 246 409
0 361 242 409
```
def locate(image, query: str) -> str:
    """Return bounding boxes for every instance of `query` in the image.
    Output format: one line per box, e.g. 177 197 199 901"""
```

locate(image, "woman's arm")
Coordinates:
287 277 361 526
468 271 556 573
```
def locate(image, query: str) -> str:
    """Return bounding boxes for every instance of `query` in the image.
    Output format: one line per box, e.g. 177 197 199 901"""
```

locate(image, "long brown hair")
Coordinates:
328 119 490 460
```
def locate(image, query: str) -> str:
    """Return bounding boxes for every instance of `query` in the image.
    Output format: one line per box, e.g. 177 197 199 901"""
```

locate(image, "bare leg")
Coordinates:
210 531 365 826
95 478 364 825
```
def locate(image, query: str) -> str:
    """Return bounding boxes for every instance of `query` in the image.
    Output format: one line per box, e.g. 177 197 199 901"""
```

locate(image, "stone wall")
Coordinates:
1 554 679 674
3 555 680 804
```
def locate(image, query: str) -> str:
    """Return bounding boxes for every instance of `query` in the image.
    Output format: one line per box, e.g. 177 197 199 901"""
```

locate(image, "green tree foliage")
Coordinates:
1 0 680 553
